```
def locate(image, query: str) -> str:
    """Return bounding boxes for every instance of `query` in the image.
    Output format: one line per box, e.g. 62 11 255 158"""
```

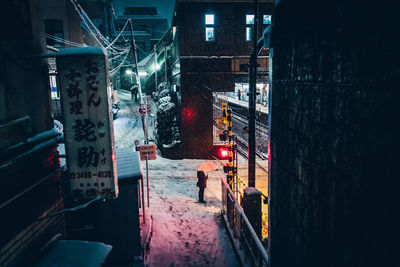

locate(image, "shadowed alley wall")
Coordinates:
269 1 398 266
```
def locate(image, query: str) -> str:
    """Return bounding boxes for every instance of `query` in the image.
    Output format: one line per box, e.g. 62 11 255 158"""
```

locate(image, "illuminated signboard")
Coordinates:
57 47 118 200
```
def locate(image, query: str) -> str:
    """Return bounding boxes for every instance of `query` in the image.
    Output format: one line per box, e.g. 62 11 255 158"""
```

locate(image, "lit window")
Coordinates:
205 14 214 25
263 15 272 24
49 74 59 99
206 27 214 41
246 27 252 41
246 15 254 25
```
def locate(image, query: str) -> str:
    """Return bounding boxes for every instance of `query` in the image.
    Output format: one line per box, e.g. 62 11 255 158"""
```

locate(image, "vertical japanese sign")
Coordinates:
57 47 118 200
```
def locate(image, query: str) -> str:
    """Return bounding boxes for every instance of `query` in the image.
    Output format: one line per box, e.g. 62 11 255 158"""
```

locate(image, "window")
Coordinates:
263 15 272 24
45 19 64 47
246 15 254 25
49 74 59 99
205 14 214 41
205 14 214 25
246 27 252 41
206 27 214 41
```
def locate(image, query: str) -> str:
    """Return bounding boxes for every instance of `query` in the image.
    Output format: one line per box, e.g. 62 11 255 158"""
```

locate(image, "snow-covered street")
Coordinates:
113 90 240 267
145 157 240 267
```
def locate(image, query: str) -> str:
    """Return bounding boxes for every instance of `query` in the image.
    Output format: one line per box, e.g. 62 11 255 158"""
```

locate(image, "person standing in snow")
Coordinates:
197 171 208 203
130 84 139 102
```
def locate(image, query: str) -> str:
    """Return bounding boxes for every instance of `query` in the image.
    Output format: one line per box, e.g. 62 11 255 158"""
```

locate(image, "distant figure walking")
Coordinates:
237 90 241 100
197 171 208 203
130 84 139 102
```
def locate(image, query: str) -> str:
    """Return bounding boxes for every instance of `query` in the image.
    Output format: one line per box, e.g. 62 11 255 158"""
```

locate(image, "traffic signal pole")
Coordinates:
227 109 233 188
248 0 258 187
129 19 150 217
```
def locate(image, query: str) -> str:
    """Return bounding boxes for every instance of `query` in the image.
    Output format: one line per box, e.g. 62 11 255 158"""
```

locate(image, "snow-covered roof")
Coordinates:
34 240 112 267
115 148 143 182
47 47 106 57
244 187 261 197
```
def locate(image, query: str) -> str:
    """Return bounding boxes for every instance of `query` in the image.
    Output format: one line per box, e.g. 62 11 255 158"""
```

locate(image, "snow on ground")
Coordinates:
113 90 240 267
113 90 143 148
145 157 240 267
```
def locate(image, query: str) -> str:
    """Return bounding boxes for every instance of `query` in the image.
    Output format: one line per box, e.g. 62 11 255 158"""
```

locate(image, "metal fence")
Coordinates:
221 177 269 267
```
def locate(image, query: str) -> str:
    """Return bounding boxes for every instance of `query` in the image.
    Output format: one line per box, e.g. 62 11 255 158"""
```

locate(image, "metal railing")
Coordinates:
221 177 269 267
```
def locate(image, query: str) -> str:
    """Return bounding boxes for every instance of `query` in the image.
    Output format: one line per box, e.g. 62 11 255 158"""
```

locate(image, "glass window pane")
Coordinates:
205 14 214 25
246 27 252 41
263 15 272 24
246 15 254 25
206 27 214 41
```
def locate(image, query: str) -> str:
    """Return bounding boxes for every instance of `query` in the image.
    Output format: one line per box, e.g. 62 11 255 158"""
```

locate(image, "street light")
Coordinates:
125 69 134 83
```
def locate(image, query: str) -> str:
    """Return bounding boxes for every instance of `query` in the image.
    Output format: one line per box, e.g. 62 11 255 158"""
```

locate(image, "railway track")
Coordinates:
213 104 269 161
231 109 268 135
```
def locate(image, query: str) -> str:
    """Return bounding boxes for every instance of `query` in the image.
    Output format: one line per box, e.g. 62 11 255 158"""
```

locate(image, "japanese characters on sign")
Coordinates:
58 47 118 200
136 144 157 161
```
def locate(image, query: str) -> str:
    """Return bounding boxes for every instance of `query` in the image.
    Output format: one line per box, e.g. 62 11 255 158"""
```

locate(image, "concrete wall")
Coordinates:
268 1 397 266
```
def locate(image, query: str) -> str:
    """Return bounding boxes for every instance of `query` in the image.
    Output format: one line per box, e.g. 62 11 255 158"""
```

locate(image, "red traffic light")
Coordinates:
217 147 229 160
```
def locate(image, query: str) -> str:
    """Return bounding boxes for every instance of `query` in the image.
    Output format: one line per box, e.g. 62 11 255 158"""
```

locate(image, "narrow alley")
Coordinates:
113 90 241 266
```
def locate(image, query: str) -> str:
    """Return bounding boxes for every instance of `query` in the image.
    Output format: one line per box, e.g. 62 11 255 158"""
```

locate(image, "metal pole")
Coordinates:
146 155 150 207
129 19 143 103
105 0 113 39
227 109 233 189
248 0 258 187
130 19 150 209
235 135 239 200
164 46 168 83
154 45 158 91
141 178 145 223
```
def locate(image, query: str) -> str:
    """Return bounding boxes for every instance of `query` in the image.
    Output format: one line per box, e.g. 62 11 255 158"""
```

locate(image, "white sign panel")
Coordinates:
57 47 118 200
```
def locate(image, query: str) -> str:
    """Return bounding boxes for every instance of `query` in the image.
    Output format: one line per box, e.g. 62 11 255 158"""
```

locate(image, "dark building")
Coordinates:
41 0 86 122
158 0 274 158
0 1 65 265
112 5 169 61
267 1 397 267
42 0 83 48
112 4 169 91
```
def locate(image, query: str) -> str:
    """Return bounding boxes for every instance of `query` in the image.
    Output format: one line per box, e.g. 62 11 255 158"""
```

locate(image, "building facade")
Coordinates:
157 0 275 159
268 1 397 266
0 1 65 265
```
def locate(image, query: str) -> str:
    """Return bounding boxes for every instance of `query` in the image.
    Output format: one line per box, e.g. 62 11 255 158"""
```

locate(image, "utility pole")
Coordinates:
154 45 158 91
248 0 258 187
129 19 150 217
129 20 144 107
105 0 113 39
164 46 168 83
